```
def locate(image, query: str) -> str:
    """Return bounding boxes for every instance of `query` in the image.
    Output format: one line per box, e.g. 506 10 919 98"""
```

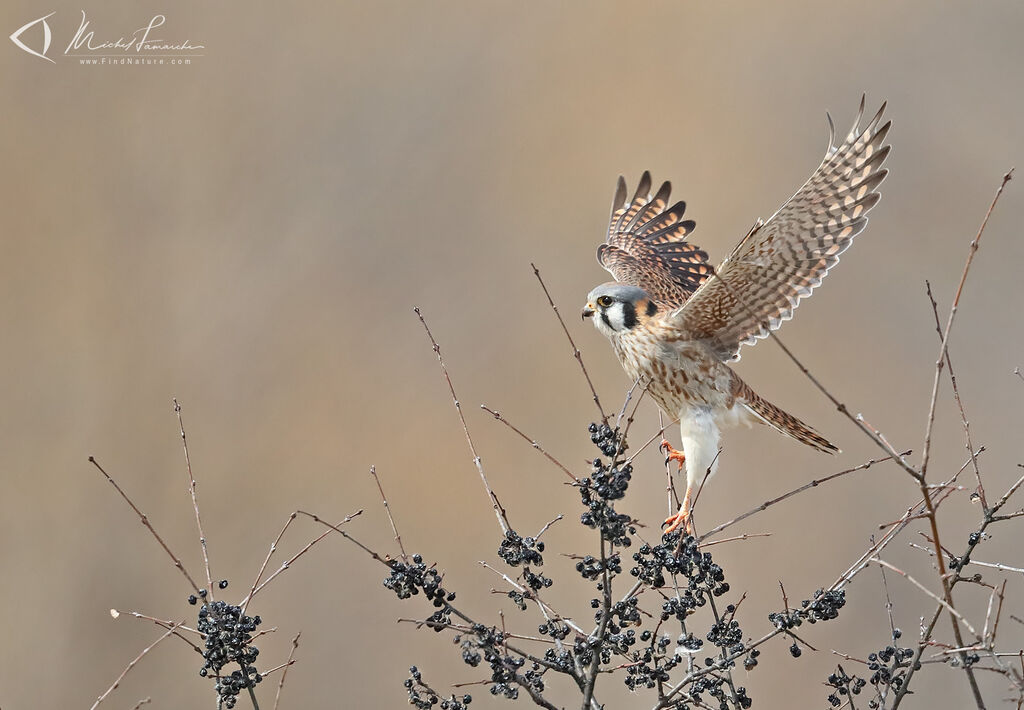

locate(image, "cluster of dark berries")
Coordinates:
607 596 641 627
866 641 915 692
191 584 262 709
707 618 743 652
404 666 472 710
630 534 729 601
689 676 752 709
826 664 866 707
588 422 625 458
382 554 457 631
768 588 846 630
455 624 534 699
497 530 551 597
497 530 544 567
576 553 621 580
578 483 635 547
824 629 919 708
622 631 687 691
537 621 571 641
587 457 633 501
578 425 637 546
623 652 672 690
677 632 704 652
542 646 576 674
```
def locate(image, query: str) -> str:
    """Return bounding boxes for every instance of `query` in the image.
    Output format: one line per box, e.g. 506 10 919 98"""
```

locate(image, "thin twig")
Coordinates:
532 263 608 424
614 381 650 463
615 376 644 431
700 532 771 548
877 539 898 638
893 464 1024 709
478 561 587 636
535 514 563 539
272 633 301 710
249 509 366 599
920 169 1013 480
991 580 1008 645
370 466 408 561
915 172 1013 710
242 512 298 615
111 609 202 651
415 307 510 534
174 399 214 597
925 281 986 508
630 414 680 467
480 405 578 482
260 659 297 677
90 622 183 710
869 561 978 651
698 452 905 543
88 456 201 593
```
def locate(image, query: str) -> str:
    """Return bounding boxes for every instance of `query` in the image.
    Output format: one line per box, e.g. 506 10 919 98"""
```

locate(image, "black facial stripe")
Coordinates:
621 301 637 329
600 311 612 330
646 300 658 317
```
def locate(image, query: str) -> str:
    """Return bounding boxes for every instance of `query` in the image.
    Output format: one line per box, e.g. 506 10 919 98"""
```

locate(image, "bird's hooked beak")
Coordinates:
582 303 595 320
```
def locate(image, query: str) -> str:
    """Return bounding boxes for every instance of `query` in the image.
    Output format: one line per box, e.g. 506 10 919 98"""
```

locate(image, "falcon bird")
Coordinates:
582 98 890 534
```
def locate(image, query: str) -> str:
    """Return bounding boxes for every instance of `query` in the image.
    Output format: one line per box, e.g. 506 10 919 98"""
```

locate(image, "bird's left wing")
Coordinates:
671 97 891 361
598 171 711 308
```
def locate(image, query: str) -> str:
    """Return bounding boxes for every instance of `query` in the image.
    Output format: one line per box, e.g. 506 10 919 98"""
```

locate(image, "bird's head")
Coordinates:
582 283 659 336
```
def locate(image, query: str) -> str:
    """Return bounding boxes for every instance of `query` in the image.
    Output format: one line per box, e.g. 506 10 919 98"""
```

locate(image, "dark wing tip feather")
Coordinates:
635 171 652 200
612 176 627 213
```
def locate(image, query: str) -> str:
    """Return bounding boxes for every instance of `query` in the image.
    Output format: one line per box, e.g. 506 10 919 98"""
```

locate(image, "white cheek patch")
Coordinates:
602 303 625 332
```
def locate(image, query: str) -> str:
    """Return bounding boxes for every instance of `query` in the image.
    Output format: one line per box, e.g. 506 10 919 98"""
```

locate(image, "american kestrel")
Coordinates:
582 98 890 534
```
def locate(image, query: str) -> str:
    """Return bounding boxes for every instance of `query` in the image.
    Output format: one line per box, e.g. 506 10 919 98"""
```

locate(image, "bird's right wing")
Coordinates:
670 97 891 361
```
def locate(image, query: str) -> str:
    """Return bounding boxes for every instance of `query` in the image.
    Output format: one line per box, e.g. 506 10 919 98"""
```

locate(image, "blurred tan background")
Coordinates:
2 2 1023 708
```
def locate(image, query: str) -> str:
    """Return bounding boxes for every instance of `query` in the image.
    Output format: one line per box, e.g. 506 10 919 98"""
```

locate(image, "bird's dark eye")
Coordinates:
596 295 613 308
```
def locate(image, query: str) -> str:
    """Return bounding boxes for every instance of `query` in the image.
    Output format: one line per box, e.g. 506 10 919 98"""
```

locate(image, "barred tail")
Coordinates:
737 382 839 454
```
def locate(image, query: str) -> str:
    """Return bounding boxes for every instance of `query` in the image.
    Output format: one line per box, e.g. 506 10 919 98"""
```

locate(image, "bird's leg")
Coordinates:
660 440 693 535
663 482 694 535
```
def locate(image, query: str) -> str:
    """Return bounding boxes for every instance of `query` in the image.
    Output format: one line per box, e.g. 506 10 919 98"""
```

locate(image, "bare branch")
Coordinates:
415 307 510 535
249 509 366 600
88 456 201 594
870 558 977 638
481 405 579 482
920 169 1014 480
699 453 905 543
532 263 608 424
370 465 408 561
272 633 301 710
90 622 183 710
173 399 214 597
242 512 299 615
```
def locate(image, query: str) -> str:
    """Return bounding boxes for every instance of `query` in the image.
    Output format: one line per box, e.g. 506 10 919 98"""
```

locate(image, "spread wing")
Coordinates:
672 97 891 361
597 171 711 309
